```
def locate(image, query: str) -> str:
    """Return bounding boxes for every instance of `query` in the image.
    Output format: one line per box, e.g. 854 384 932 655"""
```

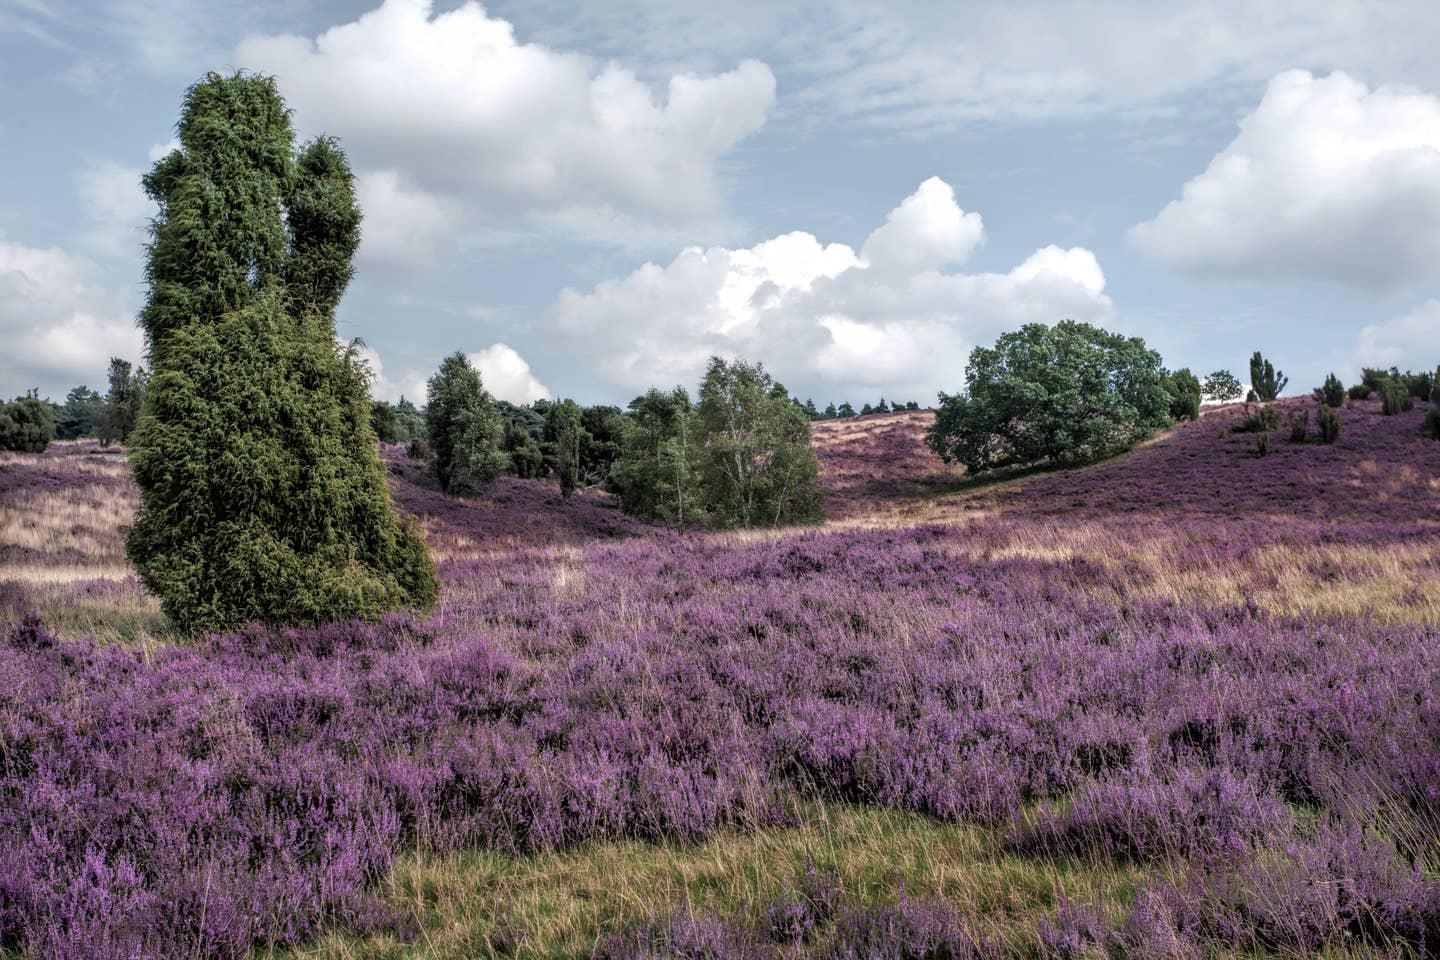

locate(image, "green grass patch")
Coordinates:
268 802 1146 959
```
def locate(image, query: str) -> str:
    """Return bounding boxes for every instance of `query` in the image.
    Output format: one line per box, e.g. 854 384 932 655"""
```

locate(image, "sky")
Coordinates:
2 0 1439 409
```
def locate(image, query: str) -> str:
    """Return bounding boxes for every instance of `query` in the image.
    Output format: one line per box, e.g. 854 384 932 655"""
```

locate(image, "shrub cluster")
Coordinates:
1231 403 1281 434
0 392 54 453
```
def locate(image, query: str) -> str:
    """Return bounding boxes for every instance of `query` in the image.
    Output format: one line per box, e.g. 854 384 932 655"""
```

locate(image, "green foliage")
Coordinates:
1427 407 1440 440
822 403 838 419
96 357 147 446
1249 351 1287 401
697 357 824 528
1348 383 1372 401
1403 369 1433 399
1202 369 1243 403
1432 367 1440 405
1163 367 1202 421
126 72 437 634
426 352 508 493
369 397 426 445
1380 379 1413 416
55 385 103 440
579 404 623 489
0 391 55 452
544 399 586 500
611 387 702 525
904 400 921 411
1314 373 1344 408
370 400 401 443
1255 431 1271 456
836 401 855 417
860 402 874 415
1287 408 1309 444
1316 404 1340 444
927 320 1171 473
1232 404 1282 434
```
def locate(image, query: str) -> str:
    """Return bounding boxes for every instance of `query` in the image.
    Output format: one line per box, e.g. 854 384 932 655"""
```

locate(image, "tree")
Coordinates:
611 387 702 525
1162 368 1202 421
370 400 402 443
696 357 824 528
96 358 147 446
1314 373 1345 408
0 391 55 453
579 404 623 489
1249 351 1287 401
904 401 921 411
543 399 587 500
822 402 838 419
927 320 1171 473
875 398 890 414
55 385 103 440
125 73 437 633
426 352 508 493
1202 370 1243 403
837 401 855 417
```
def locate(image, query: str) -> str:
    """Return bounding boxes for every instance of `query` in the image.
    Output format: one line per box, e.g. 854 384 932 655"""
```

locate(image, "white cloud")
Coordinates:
0 233 143 397
234 0 775 258
548 177 1113 401
859 176 983 274
468 343 551 404
1351 300 1440 375
352 343 428 405
354 171 454 270
511 0 1440 133
1129 70 1440 291
76 160 153 259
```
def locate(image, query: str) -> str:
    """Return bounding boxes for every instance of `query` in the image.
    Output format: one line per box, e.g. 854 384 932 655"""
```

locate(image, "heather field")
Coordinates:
2 398 1440 959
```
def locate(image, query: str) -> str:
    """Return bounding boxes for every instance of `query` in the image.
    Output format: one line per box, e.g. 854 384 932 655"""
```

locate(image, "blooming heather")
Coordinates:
0 397 1438 957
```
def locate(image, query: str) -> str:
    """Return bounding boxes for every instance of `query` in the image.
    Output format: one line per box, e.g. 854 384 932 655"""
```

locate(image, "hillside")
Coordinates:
1 397 1438 958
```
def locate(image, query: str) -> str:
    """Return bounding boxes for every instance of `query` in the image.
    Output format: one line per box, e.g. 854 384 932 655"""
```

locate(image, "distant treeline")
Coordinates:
404 352 823 530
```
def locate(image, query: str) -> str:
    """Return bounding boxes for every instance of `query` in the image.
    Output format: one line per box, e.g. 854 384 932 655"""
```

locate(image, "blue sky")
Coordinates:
3 0 1438 408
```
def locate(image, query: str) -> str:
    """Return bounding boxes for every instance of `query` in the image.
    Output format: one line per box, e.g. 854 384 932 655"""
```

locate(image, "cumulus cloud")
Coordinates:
1130 70 1440 291
357 341 550 405
1351 300 1440 374
235 0 775 260
76 160 154 259
0 234 143 397
548 177 1113 401
354 171 454 271
468 343 551 404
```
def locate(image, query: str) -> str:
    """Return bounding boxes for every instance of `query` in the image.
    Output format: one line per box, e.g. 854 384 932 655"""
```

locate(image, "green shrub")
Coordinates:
1380 379 1414 416
1316 405 1340 444
1232 403 1282 434
126 73 437 634
1163 368 1202 421
1287 409 1309 443
1255 432 1271 456
1348 383 1372 401
0 391 55 453
1427 407 1440 440
1431 366 1440 405
1314 373 1344 408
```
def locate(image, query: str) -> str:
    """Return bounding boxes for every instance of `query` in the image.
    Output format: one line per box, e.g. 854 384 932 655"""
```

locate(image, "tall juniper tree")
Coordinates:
126 73 437 632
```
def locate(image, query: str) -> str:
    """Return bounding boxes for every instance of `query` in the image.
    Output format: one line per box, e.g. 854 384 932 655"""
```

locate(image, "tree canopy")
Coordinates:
927 320 1171 473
